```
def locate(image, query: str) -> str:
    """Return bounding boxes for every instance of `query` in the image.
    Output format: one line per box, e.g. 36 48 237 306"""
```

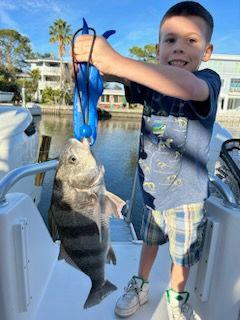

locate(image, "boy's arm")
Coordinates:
74 35 209 102
118 59 209 102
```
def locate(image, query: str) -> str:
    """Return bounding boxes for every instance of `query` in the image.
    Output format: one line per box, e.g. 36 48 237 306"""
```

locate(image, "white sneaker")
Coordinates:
166 289 195 320
114 276 149 317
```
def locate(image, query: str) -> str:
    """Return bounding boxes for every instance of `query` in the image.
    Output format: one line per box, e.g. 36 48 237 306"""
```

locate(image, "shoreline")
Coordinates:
38 104 143 119
1 103 240 127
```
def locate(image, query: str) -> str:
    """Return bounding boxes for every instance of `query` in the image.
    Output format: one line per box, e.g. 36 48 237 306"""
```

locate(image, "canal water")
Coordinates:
34 114 239 239
34 114 144 238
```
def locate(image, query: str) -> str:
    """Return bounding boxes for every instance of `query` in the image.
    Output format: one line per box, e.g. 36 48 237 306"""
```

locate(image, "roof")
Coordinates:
210 53 240 61
26 59 69 64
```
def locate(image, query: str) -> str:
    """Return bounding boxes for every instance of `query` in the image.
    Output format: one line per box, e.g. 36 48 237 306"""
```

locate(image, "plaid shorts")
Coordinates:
140 203 207 267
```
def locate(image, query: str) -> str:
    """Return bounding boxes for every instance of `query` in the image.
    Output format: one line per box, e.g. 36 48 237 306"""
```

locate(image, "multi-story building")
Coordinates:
26 54 240 110
26 59 70 99
200 54 240 112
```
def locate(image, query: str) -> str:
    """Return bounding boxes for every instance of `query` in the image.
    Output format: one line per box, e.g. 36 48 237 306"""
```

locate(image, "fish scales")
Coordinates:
48 138 125 308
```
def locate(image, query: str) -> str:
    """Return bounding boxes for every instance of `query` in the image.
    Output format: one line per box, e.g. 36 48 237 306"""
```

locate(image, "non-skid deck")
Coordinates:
110 217 136 242
35 242 171 320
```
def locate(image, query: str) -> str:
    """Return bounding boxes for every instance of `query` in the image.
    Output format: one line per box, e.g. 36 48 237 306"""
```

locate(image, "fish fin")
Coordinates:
106 246 116 265
59 244 79 270
84 280 117 309
48 207 59 241
105 191 125 218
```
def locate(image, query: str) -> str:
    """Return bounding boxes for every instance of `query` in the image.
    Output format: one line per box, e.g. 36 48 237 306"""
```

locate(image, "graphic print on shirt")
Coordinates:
139 114 188 204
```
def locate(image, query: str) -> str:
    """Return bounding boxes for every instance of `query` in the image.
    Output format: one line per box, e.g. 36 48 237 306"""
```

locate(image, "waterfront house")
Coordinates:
26 59 70 100
200 54 240 112
26 54 240 111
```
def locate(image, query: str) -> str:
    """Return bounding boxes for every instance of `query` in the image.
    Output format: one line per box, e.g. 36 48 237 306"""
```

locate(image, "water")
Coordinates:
34 114 144 238
34 114 240 239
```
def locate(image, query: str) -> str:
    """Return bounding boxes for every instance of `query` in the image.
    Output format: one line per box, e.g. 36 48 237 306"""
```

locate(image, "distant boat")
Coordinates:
25 102 42 116
0 91 14 103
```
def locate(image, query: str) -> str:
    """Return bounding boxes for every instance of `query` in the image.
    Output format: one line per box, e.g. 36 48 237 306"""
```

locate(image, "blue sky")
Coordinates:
0 0 239 60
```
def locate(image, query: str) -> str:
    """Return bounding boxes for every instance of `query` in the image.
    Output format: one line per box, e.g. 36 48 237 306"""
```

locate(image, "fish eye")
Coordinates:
68 155 77 164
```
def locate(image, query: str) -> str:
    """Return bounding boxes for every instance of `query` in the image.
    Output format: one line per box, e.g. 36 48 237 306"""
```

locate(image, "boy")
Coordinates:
74 1 221 319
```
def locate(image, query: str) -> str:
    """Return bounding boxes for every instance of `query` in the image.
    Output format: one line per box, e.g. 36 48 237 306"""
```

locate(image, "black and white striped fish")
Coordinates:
48 138 125 308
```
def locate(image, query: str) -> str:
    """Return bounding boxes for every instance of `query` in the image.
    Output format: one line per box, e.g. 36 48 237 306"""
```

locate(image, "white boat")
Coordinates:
0 120 239 320
0 106 40 202
0 91 14 103
25 103 42 116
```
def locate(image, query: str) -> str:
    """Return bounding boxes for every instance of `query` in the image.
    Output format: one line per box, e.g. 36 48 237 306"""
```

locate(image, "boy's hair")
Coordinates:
160 1 214 42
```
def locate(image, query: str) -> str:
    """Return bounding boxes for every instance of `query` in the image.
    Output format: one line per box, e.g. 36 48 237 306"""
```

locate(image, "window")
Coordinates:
101 95 109 102
230 79 240 92
227 98 234 110
45 75 60 82
114 96 118 103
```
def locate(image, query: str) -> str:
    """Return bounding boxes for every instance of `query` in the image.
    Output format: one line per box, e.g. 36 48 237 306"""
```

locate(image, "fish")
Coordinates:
48 138 125 308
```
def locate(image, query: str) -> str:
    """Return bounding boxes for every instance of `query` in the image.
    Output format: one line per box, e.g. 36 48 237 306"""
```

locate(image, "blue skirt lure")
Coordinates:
73 18 115 145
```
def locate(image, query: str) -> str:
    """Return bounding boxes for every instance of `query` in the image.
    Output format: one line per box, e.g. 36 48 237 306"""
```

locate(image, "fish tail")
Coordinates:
84 280 117 309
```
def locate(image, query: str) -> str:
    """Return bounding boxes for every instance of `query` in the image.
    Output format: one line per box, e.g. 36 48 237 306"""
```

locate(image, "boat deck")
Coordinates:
35 242 171 320
110 218 136 242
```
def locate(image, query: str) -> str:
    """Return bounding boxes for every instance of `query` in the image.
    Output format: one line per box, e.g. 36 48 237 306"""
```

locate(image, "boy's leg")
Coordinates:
115 208 166 317
114 244 158 317
138 243 159 280
165 203 206 320
170 263 189 292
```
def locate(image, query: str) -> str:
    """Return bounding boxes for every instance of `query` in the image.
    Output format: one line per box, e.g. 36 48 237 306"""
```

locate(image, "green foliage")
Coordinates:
0 29 34 74
42 87 72 105
129 44 157 63
33 52 56 59
0 79 19 93
49 19 72 91
49 19 72 59
0 64 12 81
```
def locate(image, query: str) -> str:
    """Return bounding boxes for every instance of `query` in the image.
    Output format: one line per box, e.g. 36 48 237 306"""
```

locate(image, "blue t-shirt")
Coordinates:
125 68 221 210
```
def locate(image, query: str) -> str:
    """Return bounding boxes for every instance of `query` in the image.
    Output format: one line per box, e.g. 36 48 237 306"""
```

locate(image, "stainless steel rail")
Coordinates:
0 160 58 206
208 173 238 206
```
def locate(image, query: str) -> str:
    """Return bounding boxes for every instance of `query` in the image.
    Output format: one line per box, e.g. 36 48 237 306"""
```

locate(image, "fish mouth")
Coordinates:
81 138 90 146
168 60 188 67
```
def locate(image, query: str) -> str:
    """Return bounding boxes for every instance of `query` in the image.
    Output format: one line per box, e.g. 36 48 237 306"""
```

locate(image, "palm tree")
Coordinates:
30 68 41 101
49 19 72 92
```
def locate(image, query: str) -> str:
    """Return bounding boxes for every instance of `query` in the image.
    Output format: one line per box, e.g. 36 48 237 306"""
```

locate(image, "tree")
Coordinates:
129 44 157 63
29 68 41 101
33 52 56 59
0 29 33 75
49 19 72 93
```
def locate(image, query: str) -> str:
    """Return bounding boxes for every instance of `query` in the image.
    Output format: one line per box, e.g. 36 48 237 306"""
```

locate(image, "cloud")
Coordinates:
0 8 20 30
0 0 63 15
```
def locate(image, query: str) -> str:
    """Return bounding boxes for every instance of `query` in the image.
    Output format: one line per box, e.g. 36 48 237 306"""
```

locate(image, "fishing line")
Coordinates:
71 27 96 125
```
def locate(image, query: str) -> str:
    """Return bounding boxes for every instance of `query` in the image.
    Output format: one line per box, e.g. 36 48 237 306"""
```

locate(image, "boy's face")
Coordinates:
157 15 213 72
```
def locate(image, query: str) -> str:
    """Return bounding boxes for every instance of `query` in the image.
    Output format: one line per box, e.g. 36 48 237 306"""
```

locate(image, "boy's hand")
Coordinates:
73 35 122 76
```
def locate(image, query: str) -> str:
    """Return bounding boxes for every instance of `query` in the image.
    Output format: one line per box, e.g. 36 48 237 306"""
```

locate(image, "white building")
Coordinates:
200 54 240 112
26 54 240 110
26 59 70 99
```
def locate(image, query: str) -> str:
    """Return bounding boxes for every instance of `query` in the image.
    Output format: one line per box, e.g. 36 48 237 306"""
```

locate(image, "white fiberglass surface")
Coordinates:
35 242 171 320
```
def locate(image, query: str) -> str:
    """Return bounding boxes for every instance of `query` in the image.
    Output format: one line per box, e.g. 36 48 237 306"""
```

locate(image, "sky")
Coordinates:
0 0 240 60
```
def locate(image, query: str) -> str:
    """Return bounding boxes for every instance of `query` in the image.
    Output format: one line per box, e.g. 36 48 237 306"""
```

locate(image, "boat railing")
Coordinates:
208 173 238 207
0 160 58 207
0 160 237 211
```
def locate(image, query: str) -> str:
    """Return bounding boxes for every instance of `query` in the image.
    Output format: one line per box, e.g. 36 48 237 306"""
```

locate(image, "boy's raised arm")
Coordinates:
74 35 209 102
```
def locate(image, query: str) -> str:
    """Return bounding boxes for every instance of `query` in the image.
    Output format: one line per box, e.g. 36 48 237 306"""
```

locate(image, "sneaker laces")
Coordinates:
122 279 141 303
171 302 195 320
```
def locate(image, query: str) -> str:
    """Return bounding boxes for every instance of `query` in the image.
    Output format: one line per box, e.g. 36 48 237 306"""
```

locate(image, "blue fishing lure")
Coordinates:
72 18 115 145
